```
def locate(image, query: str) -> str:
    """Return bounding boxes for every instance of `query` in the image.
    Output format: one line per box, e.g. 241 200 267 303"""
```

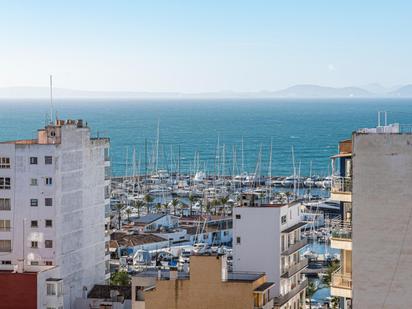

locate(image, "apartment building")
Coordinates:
233 193 308 309
132 255 274 309
351 123 412 308
0 119 111 308
330 140 353 309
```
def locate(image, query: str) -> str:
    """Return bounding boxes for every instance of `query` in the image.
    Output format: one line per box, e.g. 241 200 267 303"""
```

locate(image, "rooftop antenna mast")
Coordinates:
49 75 54 124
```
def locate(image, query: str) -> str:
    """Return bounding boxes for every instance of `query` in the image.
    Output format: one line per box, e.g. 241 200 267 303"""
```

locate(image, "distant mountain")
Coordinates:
1 84 412 99
271 84 372 98
390 85 412 97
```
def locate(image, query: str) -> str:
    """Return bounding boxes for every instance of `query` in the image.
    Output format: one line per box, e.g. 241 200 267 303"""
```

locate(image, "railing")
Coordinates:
273 279 307 306
331 221 352 240
281 258 308 278
282 238 308 256
332 267 352 289
331 176 352 193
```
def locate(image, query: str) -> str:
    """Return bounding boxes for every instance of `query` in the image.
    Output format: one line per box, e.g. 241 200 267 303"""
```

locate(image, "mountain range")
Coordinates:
0 84 412 99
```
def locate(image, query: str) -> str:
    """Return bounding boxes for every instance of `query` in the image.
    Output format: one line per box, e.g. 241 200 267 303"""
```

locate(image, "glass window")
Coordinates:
45 156 53 164
45 240 53 248
30 199 38 207
45 177 53 185
45 220 53 228
235 214 241 219
45 198 53 206
0 220 10 231
0 198 11 210
31 220 38 228
30 261 39 266
0 177 11 189
281 215 287 225
0 157 10 168
30 157 38 165
236 237 241 244
30 178 38 186
47 283 56 296
0 240 11 252
31 241 38 248
45 261 53 266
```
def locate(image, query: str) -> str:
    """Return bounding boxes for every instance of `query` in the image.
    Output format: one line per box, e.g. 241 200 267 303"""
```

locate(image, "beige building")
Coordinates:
131 255 274 309
330 139 353 309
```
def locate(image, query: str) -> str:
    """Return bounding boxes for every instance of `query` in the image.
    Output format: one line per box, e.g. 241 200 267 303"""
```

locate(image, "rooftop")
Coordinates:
110 232 167 247
132 213 166 225
88 285 131 300
254 282 275 292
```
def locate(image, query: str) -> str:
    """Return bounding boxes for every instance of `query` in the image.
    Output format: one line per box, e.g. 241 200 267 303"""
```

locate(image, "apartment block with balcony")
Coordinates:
233 194 307 309
0 119 110 308
330 139 353 308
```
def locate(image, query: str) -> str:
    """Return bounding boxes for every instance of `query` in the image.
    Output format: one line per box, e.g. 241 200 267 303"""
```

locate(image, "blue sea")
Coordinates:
1 98 411 176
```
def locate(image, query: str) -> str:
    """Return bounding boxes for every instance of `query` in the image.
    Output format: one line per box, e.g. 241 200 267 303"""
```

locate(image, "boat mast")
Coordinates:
268 138 273 199
241 136 244 174
155 120 160 172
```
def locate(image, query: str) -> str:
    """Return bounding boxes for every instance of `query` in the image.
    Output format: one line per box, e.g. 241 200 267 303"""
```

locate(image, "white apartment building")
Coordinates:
0 119 111 308
233 193 307 309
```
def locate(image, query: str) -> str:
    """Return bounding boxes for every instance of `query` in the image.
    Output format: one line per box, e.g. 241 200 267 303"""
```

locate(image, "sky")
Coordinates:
0 1 411 93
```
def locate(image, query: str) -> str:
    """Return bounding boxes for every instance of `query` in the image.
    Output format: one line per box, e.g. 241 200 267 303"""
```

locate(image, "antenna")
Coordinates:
49 75 53 124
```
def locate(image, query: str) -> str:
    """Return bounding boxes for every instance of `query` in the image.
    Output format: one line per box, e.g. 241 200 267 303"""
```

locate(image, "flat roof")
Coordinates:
227 271 265 282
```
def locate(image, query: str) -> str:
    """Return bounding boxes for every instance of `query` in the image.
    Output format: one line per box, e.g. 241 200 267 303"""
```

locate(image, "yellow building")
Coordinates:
330 139 352 309
132 255 274 309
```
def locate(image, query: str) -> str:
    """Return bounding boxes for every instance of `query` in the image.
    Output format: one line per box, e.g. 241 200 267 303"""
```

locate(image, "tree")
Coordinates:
144 194 154 214
211 199 219 215
115 203 124 229
220 195 229 216
162 203 169 214
306 281 317 309
110 271 130 286
171 198 179 216
125 208 132 223
155 203 162 213
323 260 340 286
188 194 197 216
132 200 145 218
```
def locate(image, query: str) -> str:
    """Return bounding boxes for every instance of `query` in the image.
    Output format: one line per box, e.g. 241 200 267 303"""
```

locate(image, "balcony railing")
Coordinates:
281 258 308 278
281 238 308 256
332 267 352 290
331 176 352 193
273 278 307 306
331 221 352 240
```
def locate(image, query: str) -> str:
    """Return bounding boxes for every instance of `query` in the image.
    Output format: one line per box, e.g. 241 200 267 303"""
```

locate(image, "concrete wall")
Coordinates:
353 133 412 308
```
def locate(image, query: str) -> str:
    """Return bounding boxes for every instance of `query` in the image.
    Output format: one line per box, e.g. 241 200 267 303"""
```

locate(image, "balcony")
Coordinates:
273 278 307 307
281 258 308 278
331 267 352 298
331 221 352 250
281 238 308 256
331 176 352 202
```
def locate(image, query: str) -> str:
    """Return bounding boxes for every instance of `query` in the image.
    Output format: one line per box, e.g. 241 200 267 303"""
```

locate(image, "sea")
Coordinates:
1 98 412 176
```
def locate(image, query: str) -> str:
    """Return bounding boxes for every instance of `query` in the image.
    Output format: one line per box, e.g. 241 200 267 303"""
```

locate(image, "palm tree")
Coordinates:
188 194 197 216
211 199 219 215
115 203 124 229
162 203 169 214
220 195 229 216
132 200 144 218
205 201 212 215
171 198 179 216
125 208 132 222
155 203 162 213
306 281 317 309
144 194 154 215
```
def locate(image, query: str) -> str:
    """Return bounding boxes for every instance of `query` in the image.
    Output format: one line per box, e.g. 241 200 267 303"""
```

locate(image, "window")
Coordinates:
0 157 10 168
30 157 38 165
31 241 38 248
45 198 53 207
0 198 11 210
30 199 38 207
0 240 11 252
45 220 53 228
30 178 38 186
1 260 11 265
0 220 10 231
30 261 39 266
236 236 241 244
45 156 53 164
281 215 287 225
45 240 53 248
0 177 11 189
47 283 56 295
45 177 53 185
45 261 53 266
31 220 38 228
235 214 241 219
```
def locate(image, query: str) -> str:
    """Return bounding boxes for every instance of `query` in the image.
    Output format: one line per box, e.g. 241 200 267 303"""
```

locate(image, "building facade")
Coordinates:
330 139 353 309
233 194 307 309
0 119 111 308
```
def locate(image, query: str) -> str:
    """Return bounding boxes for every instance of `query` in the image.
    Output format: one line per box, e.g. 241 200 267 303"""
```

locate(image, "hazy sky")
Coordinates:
1 1 411 92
